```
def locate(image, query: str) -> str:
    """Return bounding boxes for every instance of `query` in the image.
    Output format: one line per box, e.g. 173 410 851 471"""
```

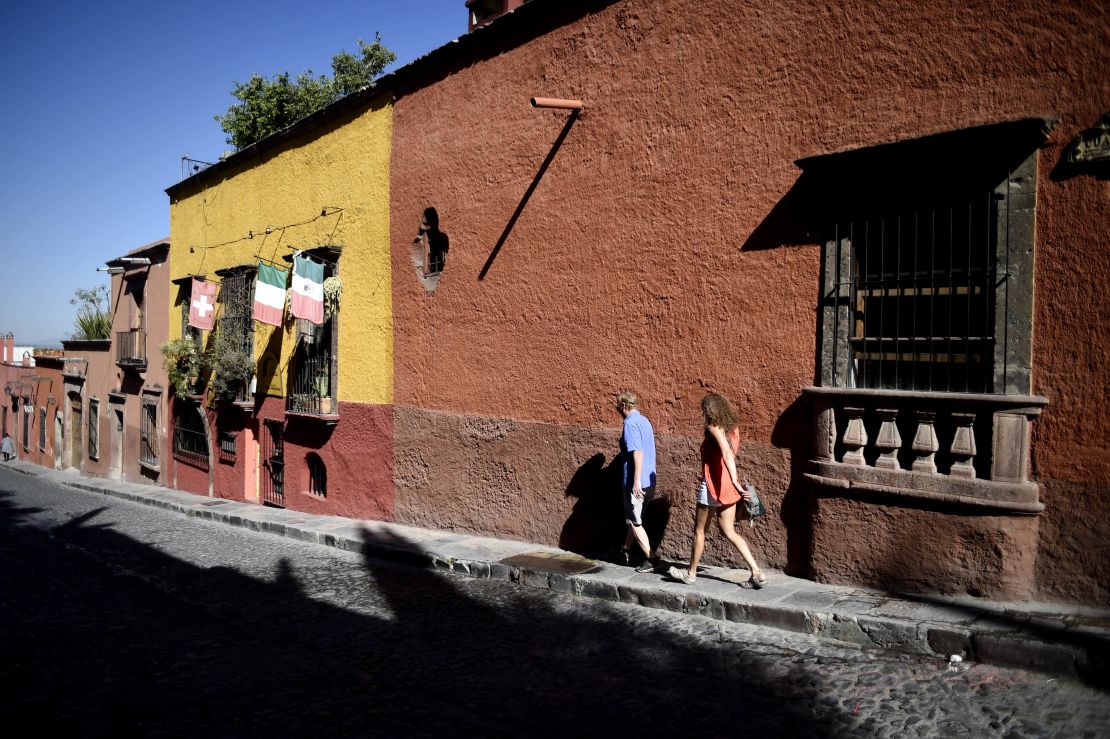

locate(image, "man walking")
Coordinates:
616 391 657 572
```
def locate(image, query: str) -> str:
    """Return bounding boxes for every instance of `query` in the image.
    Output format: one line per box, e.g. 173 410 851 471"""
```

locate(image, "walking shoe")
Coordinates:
667 565 696 584
635 557 656 573
741 572 768 589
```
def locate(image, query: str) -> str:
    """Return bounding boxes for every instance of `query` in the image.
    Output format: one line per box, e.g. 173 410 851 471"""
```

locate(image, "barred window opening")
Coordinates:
307 453 327 497
140 400 158 467
88 399 99 460
814 120 1042 398
173 401 209 470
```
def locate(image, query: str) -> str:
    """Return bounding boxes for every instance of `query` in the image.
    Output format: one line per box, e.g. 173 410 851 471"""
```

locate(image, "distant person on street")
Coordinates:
669 392 767 588
617 390 658 572
2 432 13 461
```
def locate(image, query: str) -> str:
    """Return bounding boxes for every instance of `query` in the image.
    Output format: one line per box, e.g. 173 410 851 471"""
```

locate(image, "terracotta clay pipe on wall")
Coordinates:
530 97 584 110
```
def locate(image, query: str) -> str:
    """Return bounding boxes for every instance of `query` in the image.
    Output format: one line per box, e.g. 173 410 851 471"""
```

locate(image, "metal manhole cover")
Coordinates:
501 551 602 575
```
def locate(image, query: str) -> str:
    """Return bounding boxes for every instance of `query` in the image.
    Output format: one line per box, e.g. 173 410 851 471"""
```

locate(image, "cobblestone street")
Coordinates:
2 467 1108 738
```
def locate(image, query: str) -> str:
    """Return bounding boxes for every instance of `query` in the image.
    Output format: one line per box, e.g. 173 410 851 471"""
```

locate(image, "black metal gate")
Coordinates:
261 420 284 507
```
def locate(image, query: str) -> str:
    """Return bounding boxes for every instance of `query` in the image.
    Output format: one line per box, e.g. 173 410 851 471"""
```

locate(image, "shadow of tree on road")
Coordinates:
0 487 845 737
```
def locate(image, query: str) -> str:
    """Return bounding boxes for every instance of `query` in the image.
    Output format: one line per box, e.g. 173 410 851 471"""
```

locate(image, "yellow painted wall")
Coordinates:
168 98 393 404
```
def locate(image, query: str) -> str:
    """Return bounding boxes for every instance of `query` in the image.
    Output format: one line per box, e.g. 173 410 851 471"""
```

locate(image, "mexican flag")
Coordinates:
252 262 287 327
291 254 324 325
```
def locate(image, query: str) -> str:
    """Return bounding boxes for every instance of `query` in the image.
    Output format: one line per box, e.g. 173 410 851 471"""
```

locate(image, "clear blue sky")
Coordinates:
0 0 470 346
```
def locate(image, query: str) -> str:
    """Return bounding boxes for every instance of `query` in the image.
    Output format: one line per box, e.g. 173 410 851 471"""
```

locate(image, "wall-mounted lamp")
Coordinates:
530 97 584 110
248 231 254 239
97 266 125 274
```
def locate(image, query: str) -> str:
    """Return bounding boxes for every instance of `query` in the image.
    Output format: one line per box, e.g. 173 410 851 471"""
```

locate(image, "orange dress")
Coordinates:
702 426 742 506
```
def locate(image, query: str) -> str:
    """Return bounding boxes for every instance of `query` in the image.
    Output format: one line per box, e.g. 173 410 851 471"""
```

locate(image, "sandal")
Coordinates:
743 572 767 589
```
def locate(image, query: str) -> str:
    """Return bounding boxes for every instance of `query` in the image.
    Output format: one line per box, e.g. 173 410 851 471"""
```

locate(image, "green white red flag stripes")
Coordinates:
252 262 288 326
291 254 325 325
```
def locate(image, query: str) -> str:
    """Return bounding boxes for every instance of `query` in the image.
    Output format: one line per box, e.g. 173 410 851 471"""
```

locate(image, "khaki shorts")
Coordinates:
624 485 656 526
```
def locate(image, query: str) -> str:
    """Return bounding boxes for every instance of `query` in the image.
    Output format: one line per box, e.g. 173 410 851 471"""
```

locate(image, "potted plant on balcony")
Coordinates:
207 340 254 407
161 338 205 399
314 363 333 414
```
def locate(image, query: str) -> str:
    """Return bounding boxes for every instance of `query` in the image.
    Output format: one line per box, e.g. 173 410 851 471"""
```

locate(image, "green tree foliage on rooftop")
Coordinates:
215 35 397 151
68 285 111 340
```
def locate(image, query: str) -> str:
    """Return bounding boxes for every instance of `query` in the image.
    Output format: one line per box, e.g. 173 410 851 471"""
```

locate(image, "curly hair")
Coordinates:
615 390 639 411
701 392 740 431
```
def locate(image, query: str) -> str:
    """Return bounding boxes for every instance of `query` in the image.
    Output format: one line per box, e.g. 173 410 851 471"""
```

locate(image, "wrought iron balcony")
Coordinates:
803 387 1047 513
286 352 337 420
116 329 147 368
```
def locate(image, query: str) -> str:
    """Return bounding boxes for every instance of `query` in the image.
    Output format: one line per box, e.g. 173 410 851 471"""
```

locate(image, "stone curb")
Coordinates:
7 462 1106 687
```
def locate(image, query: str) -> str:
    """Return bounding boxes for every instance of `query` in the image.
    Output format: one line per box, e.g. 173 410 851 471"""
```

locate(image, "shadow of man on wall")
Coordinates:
559 452 671 562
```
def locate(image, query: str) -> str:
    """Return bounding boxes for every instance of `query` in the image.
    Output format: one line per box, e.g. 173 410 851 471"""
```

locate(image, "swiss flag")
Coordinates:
188 278 217 331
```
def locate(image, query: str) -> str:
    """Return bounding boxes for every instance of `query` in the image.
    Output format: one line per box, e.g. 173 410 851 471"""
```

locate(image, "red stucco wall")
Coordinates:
190 397 394 521
390 0 1109 603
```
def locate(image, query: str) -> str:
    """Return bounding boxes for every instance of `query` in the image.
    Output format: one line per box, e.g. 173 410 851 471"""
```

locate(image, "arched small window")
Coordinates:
307 453 327 497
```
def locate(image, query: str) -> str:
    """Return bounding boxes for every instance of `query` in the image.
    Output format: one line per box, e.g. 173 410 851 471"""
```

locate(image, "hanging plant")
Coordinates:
206 339 255 402
322 275 344 320
161 338 205 399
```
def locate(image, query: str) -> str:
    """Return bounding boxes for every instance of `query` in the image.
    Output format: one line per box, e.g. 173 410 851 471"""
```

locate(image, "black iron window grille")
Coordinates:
219 431 237 462
38 408 46 451
307 453 327 497
829 198 999 393
288 308 336 417
140 400 158 467
218 270 255 358
814 121 1043 397
172 402 209 470
88 399 99 460
262 420 284 507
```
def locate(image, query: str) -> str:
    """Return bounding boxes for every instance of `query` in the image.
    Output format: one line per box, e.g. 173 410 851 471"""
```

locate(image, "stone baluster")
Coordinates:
910 411 939 473
841 407 867 466
949 412 978 478
874 408 902 469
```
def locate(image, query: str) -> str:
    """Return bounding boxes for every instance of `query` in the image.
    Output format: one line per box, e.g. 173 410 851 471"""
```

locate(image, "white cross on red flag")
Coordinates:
188 278 217 331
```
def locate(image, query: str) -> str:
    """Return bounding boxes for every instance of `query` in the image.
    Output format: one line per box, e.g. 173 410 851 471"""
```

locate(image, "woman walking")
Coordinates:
668 392 767 588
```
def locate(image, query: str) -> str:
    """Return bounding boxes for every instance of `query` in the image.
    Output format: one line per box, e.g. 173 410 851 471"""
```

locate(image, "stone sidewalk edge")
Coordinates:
22 467 1108 688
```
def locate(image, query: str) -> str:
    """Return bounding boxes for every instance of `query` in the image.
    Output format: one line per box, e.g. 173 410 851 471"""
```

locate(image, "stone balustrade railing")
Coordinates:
802 387 1047 514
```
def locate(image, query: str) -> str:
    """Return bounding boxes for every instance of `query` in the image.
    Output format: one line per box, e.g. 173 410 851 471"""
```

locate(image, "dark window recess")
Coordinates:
811 119 1045 396
831 199 998 393
261 420 284 508
38 408 46 451
288 250 338 418
409 208 449 291
218 270 256 358
88 400 99 460
307 453 327 497
23 408 30 451
219 432 237 462
173 402 209 470
140 401 158 466
289 321 334 416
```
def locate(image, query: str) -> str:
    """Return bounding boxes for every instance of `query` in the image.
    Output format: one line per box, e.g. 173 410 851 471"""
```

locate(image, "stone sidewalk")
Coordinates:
6 459 1108 687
